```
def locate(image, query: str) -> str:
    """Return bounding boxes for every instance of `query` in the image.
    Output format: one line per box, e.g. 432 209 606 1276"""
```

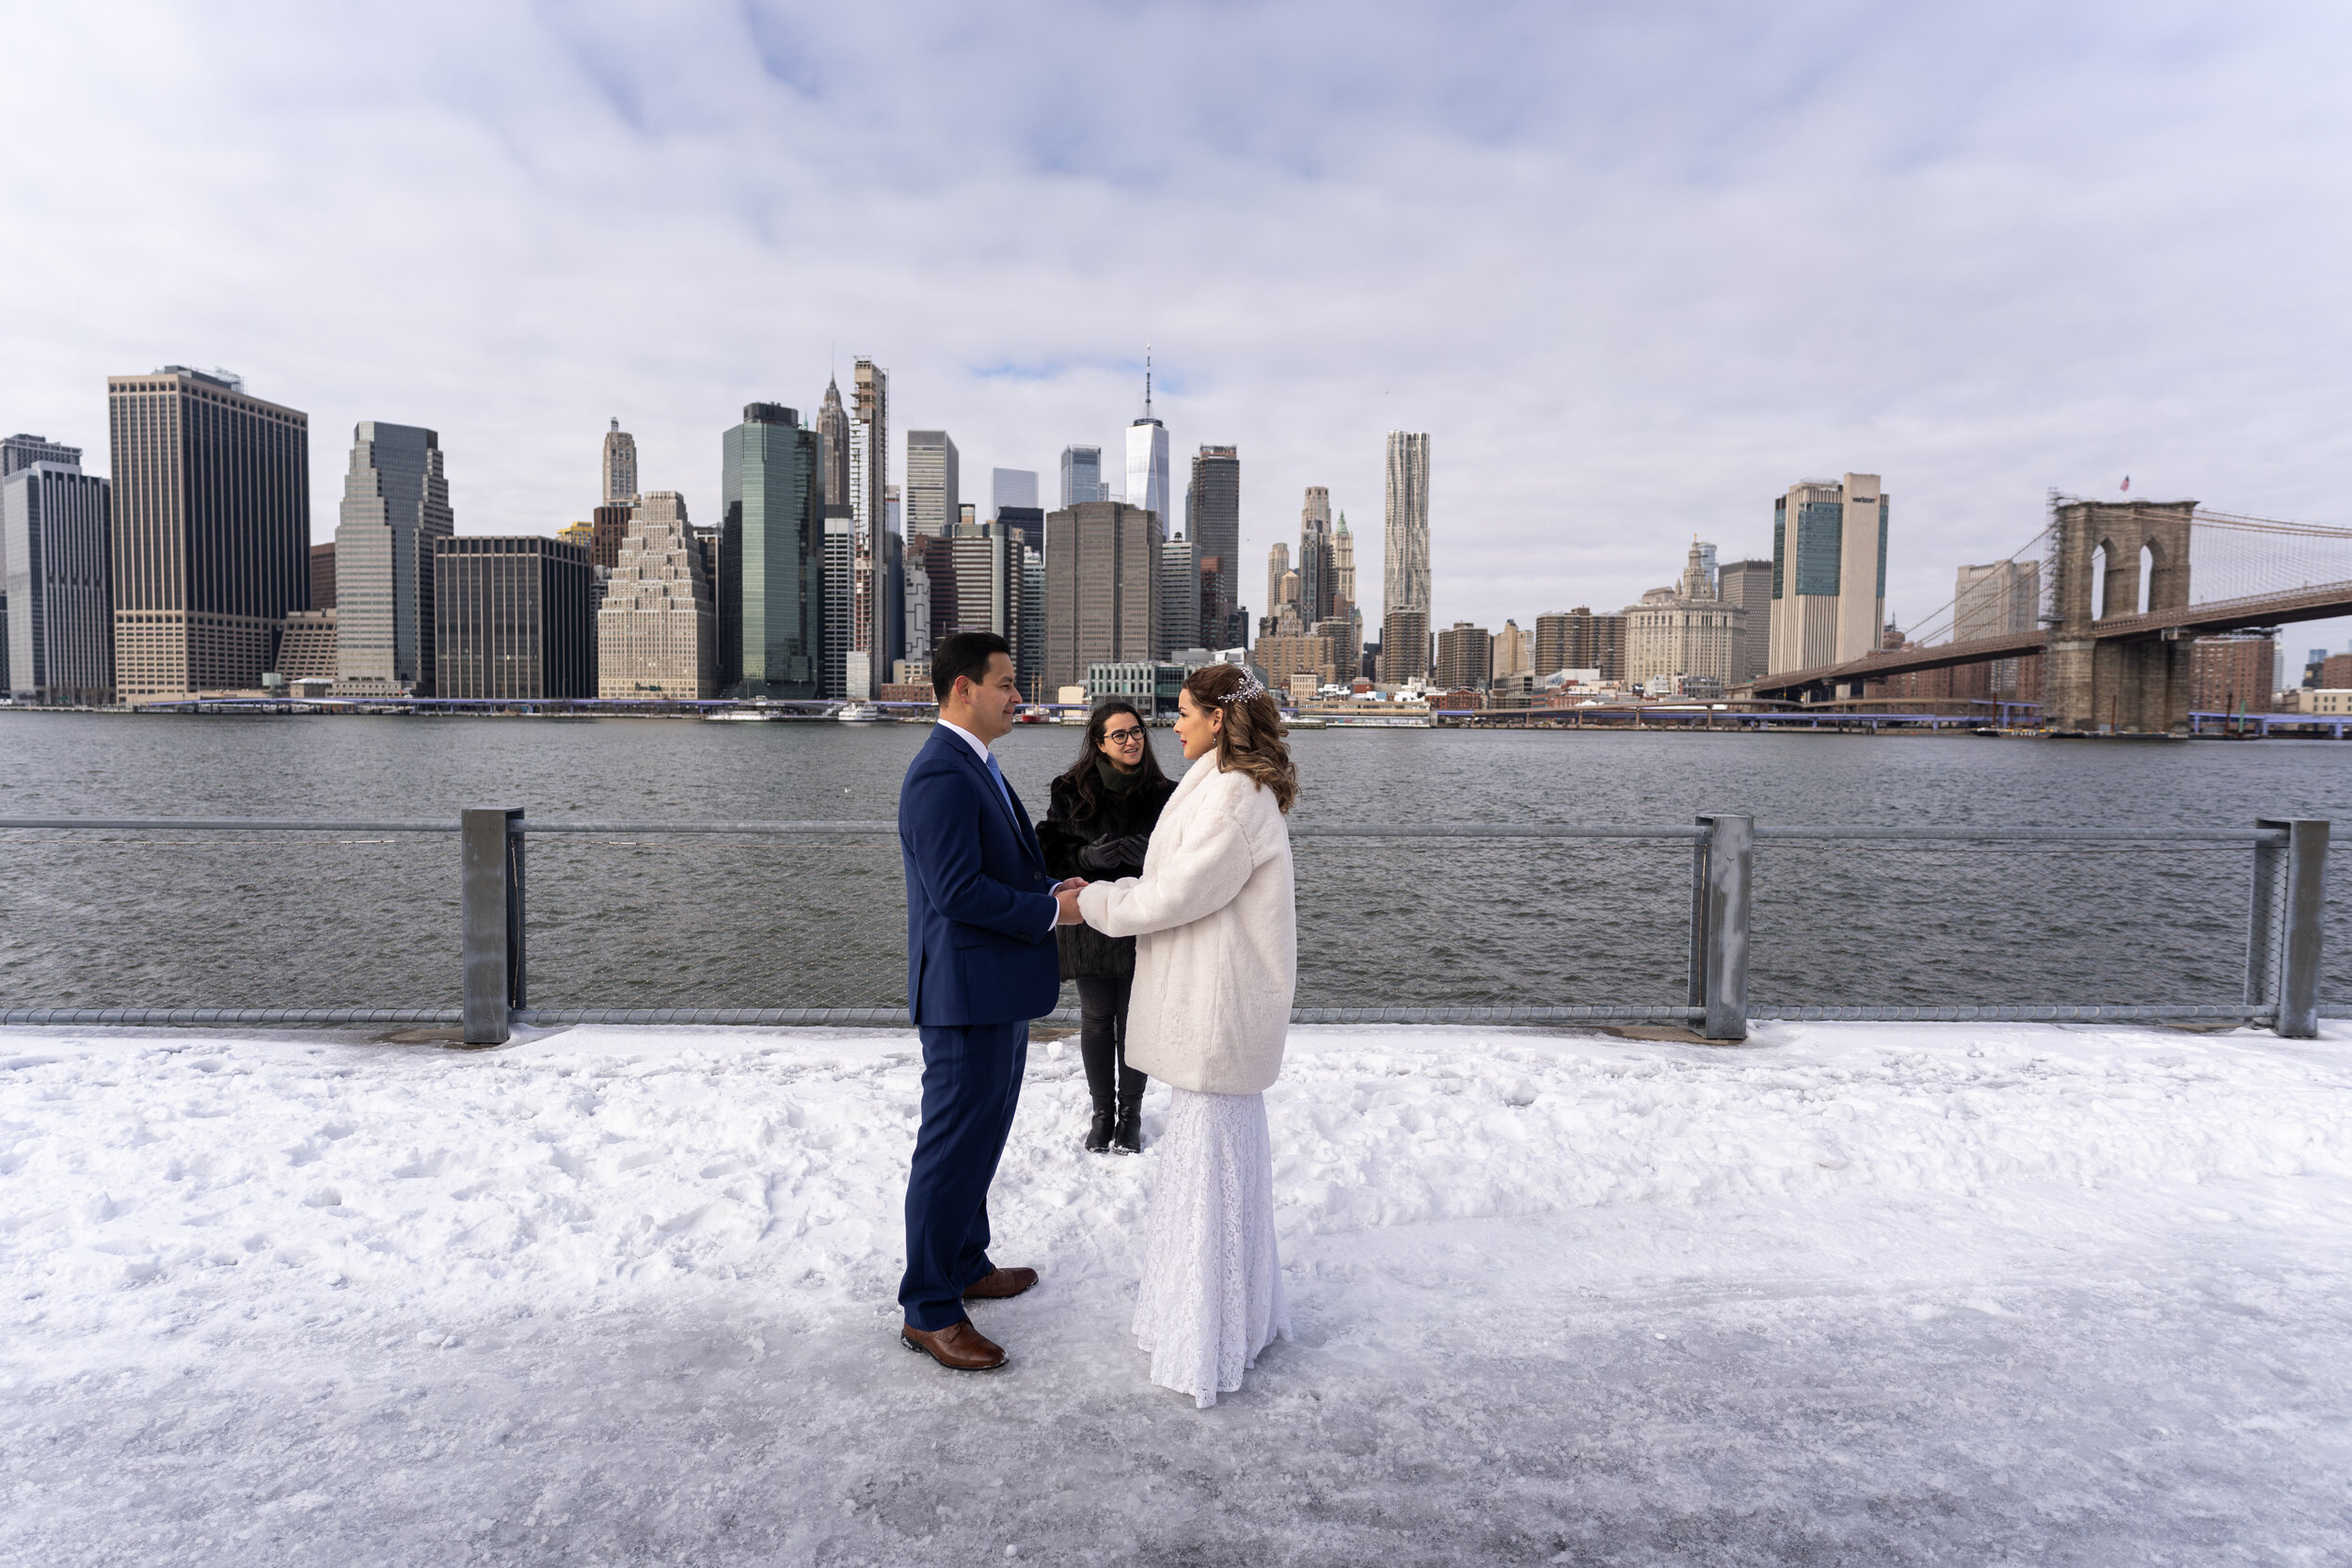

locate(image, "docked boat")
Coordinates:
834 702 882 722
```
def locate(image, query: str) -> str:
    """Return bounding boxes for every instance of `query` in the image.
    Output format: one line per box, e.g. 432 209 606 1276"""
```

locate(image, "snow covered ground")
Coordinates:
4 1018 2350 1567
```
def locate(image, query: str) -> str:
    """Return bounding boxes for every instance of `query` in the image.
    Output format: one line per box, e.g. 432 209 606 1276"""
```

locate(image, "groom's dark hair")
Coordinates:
932 631 1013 702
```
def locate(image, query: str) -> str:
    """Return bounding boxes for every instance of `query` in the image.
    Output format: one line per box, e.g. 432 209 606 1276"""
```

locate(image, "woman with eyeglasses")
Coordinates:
1036 700 1177 1154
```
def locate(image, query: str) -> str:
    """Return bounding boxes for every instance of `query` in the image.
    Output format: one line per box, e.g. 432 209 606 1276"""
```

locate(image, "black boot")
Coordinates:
1112 1093 1143 1154
1084 1106 1116 1154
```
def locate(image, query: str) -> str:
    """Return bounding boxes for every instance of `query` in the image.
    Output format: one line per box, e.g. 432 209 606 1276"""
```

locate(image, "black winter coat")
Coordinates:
1037 767 1177 979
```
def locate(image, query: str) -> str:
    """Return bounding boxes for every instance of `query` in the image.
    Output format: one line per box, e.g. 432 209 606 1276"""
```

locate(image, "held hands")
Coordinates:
1054 878 1089 926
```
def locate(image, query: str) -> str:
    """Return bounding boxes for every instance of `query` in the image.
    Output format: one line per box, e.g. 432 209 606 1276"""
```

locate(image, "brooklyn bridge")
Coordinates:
1749 498 2352 732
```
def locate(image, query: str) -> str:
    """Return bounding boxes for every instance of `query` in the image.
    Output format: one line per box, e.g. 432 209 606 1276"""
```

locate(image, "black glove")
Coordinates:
1076 832 1151 875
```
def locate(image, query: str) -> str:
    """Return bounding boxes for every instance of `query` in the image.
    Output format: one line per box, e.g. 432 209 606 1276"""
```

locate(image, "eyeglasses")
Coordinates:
1103 727 1146 745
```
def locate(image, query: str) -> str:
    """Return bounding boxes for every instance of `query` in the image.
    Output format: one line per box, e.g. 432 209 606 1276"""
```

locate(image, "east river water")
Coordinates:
6 710 2352 1014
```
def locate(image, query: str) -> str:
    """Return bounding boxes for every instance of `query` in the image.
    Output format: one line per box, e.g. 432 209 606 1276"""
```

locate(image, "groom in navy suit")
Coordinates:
896 630 1085 1371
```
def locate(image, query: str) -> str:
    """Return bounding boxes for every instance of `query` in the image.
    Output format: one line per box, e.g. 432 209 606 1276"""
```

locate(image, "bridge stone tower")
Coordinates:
2044 499 2197 734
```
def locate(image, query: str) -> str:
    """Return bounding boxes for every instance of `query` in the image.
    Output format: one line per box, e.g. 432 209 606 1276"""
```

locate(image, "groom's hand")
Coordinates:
1055 879 1089 926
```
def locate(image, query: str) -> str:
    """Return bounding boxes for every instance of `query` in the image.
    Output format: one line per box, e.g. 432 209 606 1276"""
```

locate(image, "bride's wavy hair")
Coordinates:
1184 664 1297 814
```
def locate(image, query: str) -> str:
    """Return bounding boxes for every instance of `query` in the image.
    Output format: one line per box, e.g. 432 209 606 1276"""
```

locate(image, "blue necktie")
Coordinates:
984 751 1018 821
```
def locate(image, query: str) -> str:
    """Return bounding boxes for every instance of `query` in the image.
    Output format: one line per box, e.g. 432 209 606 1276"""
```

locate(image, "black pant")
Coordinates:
1073 973 1146 1112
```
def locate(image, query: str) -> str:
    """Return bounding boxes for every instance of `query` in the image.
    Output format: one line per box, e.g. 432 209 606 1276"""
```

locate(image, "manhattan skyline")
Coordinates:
4 3 2349 643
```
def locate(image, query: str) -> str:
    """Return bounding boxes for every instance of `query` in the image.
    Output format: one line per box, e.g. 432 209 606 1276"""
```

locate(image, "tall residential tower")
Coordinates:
1377 431 1432 684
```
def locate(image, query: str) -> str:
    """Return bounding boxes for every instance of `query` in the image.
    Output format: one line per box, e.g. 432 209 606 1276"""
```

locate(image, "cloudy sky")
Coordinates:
8 0 2351 641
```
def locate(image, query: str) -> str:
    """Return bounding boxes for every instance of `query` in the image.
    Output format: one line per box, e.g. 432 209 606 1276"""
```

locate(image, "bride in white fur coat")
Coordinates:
1076 661 1297 1408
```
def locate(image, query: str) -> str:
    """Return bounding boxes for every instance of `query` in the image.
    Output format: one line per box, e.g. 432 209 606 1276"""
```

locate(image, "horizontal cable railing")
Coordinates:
0 817 2292 843
0 812 2329 1044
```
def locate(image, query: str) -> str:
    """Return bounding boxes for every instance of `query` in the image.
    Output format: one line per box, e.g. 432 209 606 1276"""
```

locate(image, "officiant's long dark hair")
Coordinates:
1057 701 1171 822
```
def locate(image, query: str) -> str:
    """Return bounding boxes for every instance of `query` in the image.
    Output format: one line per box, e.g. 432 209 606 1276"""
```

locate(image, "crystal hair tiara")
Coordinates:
1217 672 1267 705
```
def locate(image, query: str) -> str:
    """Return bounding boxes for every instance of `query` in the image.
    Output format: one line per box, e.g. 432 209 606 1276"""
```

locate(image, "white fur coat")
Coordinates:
1075 756 1296 1095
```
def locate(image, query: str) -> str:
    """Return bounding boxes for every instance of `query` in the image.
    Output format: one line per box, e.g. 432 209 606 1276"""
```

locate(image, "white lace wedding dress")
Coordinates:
1132 1086 1290 1408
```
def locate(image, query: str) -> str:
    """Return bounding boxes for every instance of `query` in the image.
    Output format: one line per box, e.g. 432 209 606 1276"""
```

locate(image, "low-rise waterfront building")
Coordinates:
1085 659 1193 717
274 609 339 682
2279 689 2352 715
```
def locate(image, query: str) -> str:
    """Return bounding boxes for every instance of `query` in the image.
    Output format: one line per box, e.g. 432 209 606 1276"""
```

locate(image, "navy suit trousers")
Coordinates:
899 1019 1029 1331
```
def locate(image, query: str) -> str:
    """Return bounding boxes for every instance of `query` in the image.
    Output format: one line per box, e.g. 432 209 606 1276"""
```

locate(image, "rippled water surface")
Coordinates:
5 710 2352 1011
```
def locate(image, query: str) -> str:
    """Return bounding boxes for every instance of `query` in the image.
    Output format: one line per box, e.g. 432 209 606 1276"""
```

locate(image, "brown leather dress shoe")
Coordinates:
899 1319 1007 1370
961 1266 1039 1300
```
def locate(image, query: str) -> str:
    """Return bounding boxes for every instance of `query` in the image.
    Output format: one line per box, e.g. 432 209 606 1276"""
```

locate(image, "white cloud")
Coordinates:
7 0 2351 642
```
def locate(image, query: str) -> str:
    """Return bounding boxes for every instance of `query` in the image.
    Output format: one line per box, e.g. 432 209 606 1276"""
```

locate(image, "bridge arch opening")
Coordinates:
2090 541 2110 622
2138 543 2154 615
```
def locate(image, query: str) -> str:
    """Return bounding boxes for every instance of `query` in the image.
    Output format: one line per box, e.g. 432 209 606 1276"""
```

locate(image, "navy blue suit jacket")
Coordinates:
898 725 1063 1026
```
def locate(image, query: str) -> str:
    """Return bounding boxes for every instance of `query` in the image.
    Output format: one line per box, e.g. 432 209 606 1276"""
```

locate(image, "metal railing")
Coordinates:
0 813 2329 1046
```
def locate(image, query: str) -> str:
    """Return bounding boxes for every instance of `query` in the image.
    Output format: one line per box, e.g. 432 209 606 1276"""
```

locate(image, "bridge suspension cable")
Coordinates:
1889 522 2054 650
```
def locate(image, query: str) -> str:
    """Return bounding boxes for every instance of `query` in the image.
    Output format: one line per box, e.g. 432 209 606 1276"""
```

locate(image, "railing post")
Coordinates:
461 807 525 1045
2251 816 2327 1038
1688 814 1754 1041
